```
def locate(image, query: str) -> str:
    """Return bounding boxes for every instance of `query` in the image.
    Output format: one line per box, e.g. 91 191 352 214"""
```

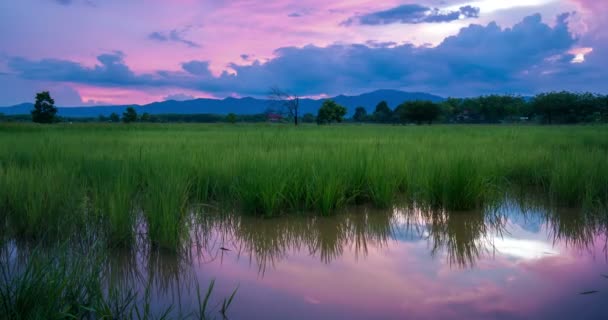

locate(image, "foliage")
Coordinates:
31 91 58 124
140 112 152 122
532 91 606 124
353 106 368 122
225 113 238 124
316 99 347 124
395 100 441 124
0 124 606 226
122 107 138 123
109 112 120 122
0 244 236 319
372 101 392 123
301 113 316 123
7 91 608 125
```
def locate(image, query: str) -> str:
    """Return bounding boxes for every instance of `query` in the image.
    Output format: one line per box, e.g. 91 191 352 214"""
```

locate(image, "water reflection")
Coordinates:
6 200 608 319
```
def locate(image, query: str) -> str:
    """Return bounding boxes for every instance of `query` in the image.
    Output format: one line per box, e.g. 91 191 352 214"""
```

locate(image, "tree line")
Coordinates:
4 91 607 125
353 92 608 125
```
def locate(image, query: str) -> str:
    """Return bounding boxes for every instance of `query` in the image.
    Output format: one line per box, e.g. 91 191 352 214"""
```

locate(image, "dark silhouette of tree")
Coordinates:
396 100 440 124
31 91 58 123
301 113 315 123
440 97 461 122
601 95 608 122
225 113 237 124
268 86 300 126
532 91 579 124
109 112 120 122
317 100 347 124
353 106 368 122
372 101 391 123
140 112 151 122
122 107 138 123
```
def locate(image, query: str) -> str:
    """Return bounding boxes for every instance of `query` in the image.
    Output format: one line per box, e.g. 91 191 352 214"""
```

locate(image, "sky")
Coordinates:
0 0 606 106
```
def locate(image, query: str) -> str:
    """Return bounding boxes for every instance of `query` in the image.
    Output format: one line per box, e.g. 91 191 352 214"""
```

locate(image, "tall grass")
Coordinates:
143 166 191 250
0 242 236 319
0 123 606 246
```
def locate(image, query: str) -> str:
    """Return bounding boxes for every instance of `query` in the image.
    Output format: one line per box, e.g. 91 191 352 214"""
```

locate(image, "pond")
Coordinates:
2 200 607 319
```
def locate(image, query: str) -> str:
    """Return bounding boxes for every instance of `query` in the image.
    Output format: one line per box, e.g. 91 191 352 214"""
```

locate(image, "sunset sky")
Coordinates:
0 0 605 106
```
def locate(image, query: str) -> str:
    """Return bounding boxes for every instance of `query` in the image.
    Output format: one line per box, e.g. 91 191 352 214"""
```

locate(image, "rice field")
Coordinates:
0 123 607 250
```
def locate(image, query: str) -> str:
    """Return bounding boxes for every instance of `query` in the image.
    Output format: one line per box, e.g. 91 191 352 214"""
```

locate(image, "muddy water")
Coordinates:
101 202 608 320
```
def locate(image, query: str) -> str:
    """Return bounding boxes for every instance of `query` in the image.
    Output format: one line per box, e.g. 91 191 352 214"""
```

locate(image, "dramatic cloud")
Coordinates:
210 13 578 95
148 28 201 48
181 60 213 76
7 14 589 97
7 51 164 87
344 4 480 26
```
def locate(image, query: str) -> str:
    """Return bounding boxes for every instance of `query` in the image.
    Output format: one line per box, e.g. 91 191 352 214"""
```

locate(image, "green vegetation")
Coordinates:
0 242 234 319
110 112 120 122
0 124 606 251
358 92 607 125
395 100 441 124
225 113 238 124
353 106 367 122
5 91 605 125
31 91 58 124
122 107 138 123
373 100 392 123
316 99 347 124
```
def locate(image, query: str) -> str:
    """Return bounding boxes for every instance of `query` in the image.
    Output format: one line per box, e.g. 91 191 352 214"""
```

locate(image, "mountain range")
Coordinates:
0 90 443 117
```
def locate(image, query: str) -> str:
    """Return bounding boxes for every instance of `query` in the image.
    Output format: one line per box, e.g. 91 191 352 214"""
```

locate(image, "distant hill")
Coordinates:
0 90 443 117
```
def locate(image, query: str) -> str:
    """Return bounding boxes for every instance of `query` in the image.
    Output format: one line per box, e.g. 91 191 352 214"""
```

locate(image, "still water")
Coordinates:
101 201 608 319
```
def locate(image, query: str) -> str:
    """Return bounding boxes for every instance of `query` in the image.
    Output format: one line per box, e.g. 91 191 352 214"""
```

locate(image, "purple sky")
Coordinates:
0 0 606 106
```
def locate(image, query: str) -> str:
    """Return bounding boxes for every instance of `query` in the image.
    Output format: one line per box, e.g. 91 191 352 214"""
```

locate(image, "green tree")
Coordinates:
396 100 441 125
372 101 391 123
109 112 120 122
353 106 368 122
225 113 237 124
140 112 151 122
122 107 138 123
301 113 315 123
601 95 608 122
316 99 347 125
440 97 461 122
532 91 579 124
31 91 58 124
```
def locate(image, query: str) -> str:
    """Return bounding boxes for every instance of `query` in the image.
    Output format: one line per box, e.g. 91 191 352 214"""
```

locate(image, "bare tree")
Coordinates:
268 86 300 126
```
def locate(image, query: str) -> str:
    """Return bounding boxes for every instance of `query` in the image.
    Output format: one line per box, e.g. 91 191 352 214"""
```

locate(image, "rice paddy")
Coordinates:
0 123 607 250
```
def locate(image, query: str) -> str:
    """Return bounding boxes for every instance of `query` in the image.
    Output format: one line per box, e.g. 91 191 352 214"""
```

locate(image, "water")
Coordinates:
104 202 608 320
5 201 608 319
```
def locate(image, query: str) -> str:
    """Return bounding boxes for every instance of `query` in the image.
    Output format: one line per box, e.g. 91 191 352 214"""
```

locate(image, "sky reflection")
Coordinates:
164 203 608 319
86 201 608 319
